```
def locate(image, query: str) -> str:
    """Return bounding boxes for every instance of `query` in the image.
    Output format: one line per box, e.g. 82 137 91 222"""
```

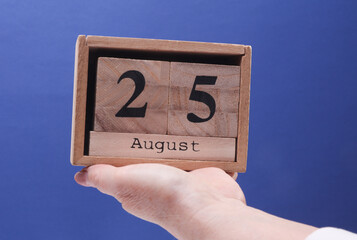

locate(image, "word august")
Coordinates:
131 138 200 153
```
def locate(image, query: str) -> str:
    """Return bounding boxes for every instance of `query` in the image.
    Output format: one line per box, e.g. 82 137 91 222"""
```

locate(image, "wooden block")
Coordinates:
86 35 246 55
168 62 240 137
89 131 236 162
236 46 252 172
70 35 89 164
94 57 170 134
77 156 245 172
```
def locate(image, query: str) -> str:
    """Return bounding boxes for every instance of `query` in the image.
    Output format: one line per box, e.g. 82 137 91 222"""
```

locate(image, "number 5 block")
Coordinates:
94 57 170 134
168 62 240 137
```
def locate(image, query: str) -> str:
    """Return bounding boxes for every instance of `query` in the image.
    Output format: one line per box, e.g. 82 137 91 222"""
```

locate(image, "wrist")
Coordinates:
171 197 317 240
240 206 317 240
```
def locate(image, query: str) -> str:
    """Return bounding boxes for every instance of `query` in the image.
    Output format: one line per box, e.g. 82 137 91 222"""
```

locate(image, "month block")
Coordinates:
89 131 236 162
168 62 240 137
94 57 170 134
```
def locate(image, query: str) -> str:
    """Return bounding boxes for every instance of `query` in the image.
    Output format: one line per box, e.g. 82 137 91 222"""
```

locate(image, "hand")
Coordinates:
75 164 316 240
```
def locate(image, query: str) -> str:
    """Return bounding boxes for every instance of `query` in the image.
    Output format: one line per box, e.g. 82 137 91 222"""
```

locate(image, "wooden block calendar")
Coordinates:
71 35 251 172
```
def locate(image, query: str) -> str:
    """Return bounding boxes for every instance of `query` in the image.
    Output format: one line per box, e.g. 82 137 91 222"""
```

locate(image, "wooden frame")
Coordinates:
71 35 251 172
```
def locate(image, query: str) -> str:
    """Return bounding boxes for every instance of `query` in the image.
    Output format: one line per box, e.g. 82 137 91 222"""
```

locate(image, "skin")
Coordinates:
75 164 317 240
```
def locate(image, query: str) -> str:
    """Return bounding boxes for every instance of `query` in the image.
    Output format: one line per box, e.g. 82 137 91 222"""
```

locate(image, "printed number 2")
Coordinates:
187 76 217 123
115 70 148 117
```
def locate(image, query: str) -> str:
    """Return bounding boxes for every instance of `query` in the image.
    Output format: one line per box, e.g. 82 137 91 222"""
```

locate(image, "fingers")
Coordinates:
75 164 121 196
227 172 238 180
75 165 245 205
74 164 191 225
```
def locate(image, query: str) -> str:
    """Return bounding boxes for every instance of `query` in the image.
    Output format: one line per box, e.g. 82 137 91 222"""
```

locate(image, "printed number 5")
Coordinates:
187 76 217 123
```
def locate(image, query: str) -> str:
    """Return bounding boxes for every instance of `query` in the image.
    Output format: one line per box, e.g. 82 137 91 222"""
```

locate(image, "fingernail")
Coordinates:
74 168 89 186
233 172 238 180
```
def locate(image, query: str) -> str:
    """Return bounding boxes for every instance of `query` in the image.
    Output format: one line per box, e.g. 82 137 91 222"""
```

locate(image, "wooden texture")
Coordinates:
168 62 240 137
89 131 235 162
236 46 252 172
70 35 89 164
71 35 251 172
86 35 245 55
94 57 170 134
76 155 245 172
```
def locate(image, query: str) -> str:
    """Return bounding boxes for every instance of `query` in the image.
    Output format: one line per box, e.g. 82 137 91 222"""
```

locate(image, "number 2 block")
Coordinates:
168 62 240 137
94 58 170 134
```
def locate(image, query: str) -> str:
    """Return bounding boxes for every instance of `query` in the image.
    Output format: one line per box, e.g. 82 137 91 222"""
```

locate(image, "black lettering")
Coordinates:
167 142 177 151
187 76 217 123
116 70 147 117
144 140 154 150
179 142 188 151
155 141 164 153
131 138 143 149
192 141 199 152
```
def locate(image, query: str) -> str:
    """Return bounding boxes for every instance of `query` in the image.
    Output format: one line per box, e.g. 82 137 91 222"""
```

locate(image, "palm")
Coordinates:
189 168 245 203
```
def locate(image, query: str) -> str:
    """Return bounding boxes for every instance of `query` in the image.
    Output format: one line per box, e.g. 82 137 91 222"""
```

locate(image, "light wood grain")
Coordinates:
70 35 251 172
168 62 240 137
89 131 235 162
94 57 170 134
70 35 89 165
236 46 252 171
86 35 245 55
73 155 245 172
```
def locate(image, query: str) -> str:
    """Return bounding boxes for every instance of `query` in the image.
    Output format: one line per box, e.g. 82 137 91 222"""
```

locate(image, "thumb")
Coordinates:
75 164 122 197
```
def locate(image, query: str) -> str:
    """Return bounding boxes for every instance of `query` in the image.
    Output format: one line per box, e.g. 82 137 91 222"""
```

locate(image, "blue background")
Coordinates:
1 0 356 239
